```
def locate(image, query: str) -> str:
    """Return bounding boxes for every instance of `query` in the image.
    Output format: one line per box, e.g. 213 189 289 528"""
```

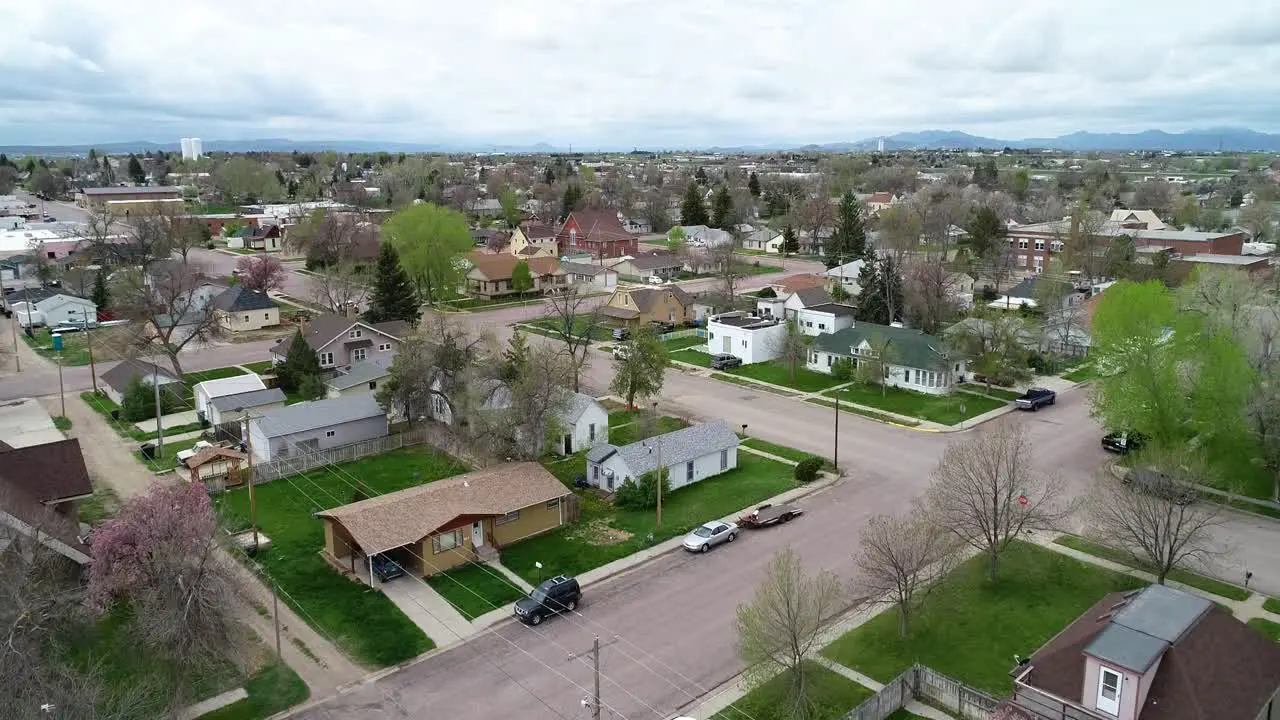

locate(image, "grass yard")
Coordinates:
824 384 1005 426
1053 535 1250 601
502 452 798 585
1265 597 1280 614
447 296 547 310
132 436 207 471
524 316 613 342
885 712 928 720
957 384 1022 402
607 411 689 446
1248 617 1280 642
713 373 799 396
21 325 136 366
53 415 72 430
822 541 1144 695
1062 364 1098 382
661 334 705 351
739 436 831 469
737 261 785 276
710 662 872 720
199 662 310 720
217 446 468 667
671 348 712 367
725 361 845 393
184 366 252 395
78 486 122 526
806 398 921 427
242 360 276 374
80 390 192 442
426 563 528 620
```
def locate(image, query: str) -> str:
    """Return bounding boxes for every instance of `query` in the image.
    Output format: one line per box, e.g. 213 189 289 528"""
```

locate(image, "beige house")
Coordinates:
318 462 571 578
211 286 280 332
269 315 408 372
507 225 558 259
464 252 566 299
598 285 694 327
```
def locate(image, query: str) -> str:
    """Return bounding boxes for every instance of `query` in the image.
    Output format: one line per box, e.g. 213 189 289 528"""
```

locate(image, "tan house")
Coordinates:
318 462 571 578
211 285 280 332
599 285 694 327
464 252 566 299
269 315 408 372
507 225 558 259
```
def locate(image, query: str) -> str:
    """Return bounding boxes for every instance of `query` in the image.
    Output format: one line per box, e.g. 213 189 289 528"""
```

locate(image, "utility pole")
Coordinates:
567 635 619 720
271 578 281 657
56 346 65 418
240 413 259 554
833 385 840 471
651 401 662 531
82 308 97 393
8 310 19 373
153 361 164 458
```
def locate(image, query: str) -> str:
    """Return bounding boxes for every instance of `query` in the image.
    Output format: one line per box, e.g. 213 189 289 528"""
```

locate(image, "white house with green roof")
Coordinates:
807 322 967 395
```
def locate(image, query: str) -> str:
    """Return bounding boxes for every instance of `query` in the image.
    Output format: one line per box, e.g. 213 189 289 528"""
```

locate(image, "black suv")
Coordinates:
1101 431 1145 455
710 353 742 370
513 575 581 626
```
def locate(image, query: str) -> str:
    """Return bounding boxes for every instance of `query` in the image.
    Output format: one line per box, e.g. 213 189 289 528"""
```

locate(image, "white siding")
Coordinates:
705 321 785 364
806 350 966 396
561 403 609 455
794 309 854 337
587 447 738 491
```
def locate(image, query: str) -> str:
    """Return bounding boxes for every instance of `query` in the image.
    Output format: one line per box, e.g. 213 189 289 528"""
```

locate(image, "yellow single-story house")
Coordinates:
318 462 571 579
211 285 281 333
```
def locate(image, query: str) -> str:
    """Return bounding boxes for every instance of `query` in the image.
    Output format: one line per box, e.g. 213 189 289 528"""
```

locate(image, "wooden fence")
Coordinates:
844 665 1001 720
251 425 442 482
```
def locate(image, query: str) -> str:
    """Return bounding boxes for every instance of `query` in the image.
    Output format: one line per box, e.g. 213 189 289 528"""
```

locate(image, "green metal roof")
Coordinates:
811 322 956 369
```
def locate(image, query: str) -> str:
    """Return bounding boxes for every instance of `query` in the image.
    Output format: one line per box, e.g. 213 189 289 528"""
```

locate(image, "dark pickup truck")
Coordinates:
1014 387 1056 411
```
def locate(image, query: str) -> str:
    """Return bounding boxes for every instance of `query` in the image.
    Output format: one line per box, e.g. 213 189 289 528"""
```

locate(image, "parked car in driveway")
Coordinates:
682 521 738 553
710 353 742 370
1102 431 1145 455
371 553 406 582
514 575 581 626
612 344 630 360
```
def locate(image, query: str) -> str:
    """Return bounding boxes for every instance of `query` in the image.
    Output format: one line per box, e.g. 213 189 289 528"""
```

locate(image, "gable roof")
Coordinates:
186 445 247 469
270 315 407 356
251 393 385 438
791 287 834 307
317 462 569 555
0 482 91 564
466 252 563 281
521 222 558 240
1022 585 1280 720
100 358 182 392
774 273 828 294
7 287 88 305
560 210 632 244
208 387 287 412
194 373 266 401
586 422 739 477
560 261 613 277
212 285 278 312
0 438 94 505
324 358 393 391
622 252 683 271
812 322 956 369
558 392 604 425
621 285 693 313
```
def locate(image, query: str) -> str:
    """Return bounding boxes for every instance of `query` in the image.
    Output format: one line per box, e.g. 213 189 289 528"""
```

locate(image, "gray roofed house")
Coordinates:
553 391 610 455
246 393 388 463
206 387 288 426
269 314 408 372
324 358 393 396
99 358 183 405
585 422 740 492
212 285 278 312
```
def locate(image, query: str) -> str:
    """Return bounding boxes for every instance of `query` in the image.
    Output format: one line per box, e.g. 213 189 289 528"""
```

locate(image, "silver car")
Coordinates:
682 521 738 553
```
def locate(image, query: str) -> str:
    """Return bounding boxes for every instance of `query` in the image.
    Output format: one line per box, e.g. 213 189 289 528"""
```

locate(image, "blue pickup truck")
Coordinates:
1015 387 1056 411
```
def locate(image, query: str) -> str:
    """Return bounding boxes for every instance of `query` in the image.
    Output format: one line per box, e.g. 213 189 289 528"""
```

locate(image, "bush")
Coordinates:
794 457 823 483
120 376 182 422
614 469 670 511
831 357 856 382
756 287 777 298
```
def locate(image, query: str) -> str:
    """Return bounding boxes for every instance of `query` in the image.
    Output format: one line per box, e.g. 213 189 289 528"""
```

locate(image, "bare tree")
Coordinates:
470 344 574 460
377 312 491 425
120 260 223 376
770 318 810 381
708 240 743 302
1084 450 1226 584
308 260 368 314
234 254 287 293
546 287 599 393
927 424 1071 580
904 259 957 335
736 547 845 720
287 209 366 266
856 512 959 637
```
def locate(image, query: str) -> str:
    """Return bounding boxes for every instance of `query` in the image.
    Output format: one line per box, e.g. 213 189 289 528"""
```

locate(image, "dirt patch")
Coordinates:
572 517 632 546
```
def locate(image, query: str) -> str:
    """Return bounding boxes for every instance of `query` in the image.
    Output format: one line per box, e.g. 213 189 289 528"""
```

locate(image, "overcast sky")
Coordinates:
2 0 1278 147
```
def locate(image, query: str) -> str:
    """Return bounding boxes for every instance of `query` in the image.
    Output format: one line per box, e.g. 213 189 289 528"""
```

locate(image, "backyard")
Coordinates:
21 325 137 366
724 361 846 393
670 348 711 367
823 384 1005 425
709 661 872 720
216 445 469 667
607 409 689 446
822 542 1143 695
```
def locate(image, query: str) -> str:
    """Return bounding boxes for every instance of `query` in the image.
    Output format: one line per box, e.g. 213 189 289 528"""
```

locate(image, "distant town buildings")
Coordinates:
180 137 203 161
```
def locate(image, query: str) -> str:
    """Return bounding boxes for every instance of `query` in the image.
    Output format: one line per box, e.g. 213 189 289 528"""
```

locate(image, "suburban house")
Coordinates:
0 438 94 564
742 227 783 253
557 210 638 259
677 225 734 248
246 393 388 464
553 392 610 456
193 374 268 421
784 286 835 319
318 462 572 578
211 285 280 333
1109 208 1169 230
584 422 740 492
561 261 619 292
706 312 786 364
183 445 248 490
990 277 1087 312
425 376 510 426
507 224 559 258
269 315 407 373
1006 583 1280 720
599 285 694 327
768 273 829 296
464 252 566 299
864 192 902 215
825 259 866 296
206 387 287 428
99 358 183 405
228 224 283 252
609 251 684 281
325 359 393 399
6 287 97 328
809 322 966 395
799 227 835 255
795 302 858 337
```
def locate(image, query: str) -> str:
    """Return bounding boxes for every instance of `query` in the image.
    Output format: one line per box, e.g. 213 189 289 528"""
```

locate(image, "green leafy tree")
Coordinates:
1240 200 1275 241
1008 169 1030 202
121 376 181 422
681 182 709 226
711 185 734 229
126 155 146 184
298 374 326 401
26 167 63 198
90 270 109 311
215 157 282 203
1173 195 1201 229
1229 189 1244 208
499 189 521 229
965 205 1006 260
747 171 761 198
383 202 472 305
773 319 810 381
277 329 323 393
830 357 856 382
614 468 670 511
609 327 670 409
780 224 799 256
364 241 420 324
510 259 534 298
666 226 687 255
972 159 999 189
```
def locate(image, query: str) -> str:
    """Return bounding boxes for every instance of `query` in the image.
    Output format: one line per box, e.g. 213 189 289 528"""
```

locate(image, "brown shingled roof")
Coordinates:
466 252 563 280
316 462 569 555
0 438 93 505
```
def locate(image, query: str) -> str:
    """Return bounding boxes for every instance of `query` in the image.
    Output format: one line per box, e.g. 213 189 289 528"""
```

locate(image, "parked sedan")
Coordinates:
682 521 738 553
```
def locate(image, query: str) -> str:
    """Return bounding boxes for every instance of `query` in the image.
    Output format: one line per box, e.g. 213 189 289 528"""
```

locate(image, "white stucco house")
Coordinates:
794 303 857 337
706 312 786 365
584 422 740 492
808 322 967 396
553 392 609 456
193 373 268 421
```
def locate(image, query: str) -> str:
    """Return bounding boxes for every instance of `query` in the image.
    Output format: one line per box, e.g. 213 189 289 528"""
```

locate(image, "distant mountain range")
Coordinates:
3 128 1279 155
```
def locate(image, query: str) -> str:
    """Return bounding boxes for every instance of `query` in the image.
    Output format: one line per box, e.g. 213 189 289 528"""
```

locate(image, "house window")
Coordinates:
431 529 464 553
353 348 367 362
1018 238 1028 249
741 339 747 348
708 332 714 340
1050 240 1064 252
826 355 833 367
1034 257 1044 274
325 430 336 438
686 461 694 481
818 323 826 330
496 510 520 526
379 343 392 351
588 423 596 441
546 498 560 509
243 314 250 322
1017 254 1028 266
1096 668 1122 715
320 352 334 366
720 449 728 470
368 381 377 390
349 328 362 339
1034 239 1045 251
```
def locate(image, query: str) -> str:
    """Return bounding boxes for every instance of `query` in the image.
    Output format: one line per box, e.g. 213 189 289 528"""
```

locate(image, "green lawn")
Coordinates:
607 411 689 446
502 452 797 585
1053 535 1250 601
447 296 547 310
184 366 251 395
709 662 872 720
132 436 207 471
824 384 1005 426
1248 617 1280 642
242 360 276 374
426 563 527 620
78 486 122 526
739 437 831 469
81 390 197 442
671 348 712 367
217 446 468 667
957 384 1022 402
662 334 705 351
714 373 799 396
822 541 1144 695
1265 597 1280 614
199 662 310 720
1062 364 1098 382
806 398 922 427
52 415 72 431
725 361 846 393
524 317 613 342
21 327 93 365
885 712 928 720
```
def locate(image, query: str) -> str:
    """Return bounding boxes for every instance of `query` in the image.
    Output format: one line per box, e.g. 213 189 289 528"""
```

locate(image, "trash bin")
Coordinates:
139 442 156 460
110 409 120 420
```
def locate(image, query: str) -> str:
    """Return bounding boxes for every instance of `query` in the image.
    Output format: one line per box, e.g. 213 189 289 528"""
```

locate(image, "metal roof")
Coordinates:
208 387 287 412
1084 584 1210 672
252 393 385 438
590 422 739 477
1085 623 1168 672
325 359 392 390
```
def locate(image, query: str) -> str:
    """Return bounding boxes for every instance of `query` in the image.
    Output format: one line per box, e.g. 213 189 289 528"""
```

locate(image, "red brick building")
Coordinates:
1006 218 1245 274
556 210 637 259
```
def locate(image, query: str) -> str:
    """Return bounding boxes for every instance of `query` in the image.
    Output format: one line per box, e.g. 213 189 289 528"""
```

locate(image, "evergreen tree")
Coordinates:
90 270 109 311
781 224 799 256
694 167 709 186
560 183 583 220
680 182 709 226
710 185 734 229
278 329 323 392
126 154 146 184
881 256 904 324
364 242 420 324
854 246 890 325
500 329 530 383
972 159 999 189
543 167 555 184
827 190 867 267
747 171 761 198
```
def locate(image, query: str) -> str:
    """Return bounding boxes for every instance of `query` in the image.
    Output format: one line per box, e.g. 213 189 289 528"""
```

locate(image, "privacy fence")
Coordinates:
843 664 1001 720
